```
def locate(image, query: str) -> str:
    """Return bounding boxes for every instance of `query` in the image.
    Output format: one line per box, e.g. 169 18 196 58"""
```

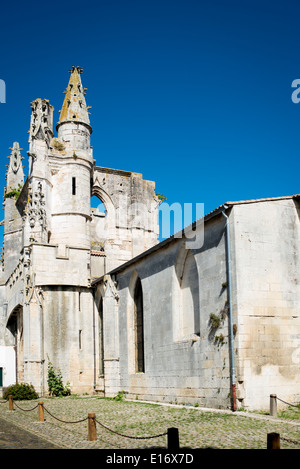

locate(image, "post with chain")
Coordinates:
270 394 277 417
38 401 45 422
167 427 179 450
267 432 280 449
8 395 13 411
88 413 97 441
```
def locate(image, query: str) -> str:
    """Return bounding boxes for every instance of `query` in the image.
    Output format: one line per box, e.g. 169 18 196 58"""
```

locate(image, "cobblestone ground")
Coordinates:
0 416 60 449
0 396 299 450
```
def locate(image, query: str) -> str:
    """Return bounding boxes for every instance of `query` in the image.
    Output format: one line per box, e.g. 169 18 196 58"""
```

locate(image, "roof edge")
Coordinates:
91 193 300 284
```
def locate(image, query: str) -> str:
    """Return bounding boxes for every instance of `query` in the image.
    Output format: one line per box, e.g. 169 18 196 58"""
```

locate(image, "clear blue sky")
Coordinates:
0 0 299 239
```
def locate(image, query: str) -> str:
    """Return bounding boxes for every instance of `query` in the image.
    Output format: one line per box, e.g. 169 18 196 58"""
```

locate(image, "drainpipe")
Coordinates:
221 206 237 412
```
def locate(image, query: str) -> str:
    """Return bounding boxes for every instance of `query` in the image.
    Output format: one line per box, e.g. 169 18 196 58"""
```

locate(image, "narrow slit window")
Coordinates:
134 278 145 373
98 297 104 375
79 330 82 350
72 177 76 195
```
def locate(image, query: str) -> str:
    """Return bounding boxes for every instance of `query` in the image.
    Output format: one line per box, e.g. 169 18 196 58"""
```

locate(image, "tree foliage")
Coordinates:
3 383 39 400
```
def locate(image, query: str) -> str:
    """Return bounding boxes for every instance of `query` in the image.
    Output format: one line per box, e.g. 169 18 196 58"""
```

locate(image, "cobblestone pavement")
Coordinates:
0 396 299 450
0 416 61 449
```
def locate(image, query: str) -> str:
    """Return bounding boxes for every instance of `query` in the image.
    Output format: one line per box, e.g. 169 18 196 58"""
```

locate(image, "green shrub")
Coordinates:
47 361 71 397
4 184 23 200
3 383 39 400
114 390 126 401
210 313 221 329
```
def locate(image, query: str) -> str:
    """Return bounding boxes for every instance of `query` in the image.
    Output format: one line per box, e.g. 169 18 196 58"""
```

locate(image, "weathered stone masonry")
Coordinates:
0 67 299 411
0 66 158 397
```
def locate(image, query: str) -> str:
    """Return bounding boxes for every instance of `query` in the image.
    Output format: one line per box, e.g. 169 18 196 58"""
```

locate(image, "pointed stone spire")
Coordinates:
6 142 24 191
28 98 54 149
4 143 25 246
57 66 92 133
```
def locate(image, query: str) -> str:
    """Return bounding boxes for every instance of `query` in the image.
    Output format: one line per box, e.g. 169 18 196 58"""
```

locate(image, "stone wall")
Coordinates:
95 197 300 411
92 167 159 273
96 213 233 409
42 286 96 395
232 199 300 410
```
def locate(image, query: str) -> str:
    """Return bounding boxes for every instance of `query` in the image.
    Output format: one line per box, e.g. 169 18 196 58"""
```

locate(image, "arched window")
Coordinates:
180 250 200 336
90 195 107 251
91 195 107 216
6 305 23 383
98 296 104 375
173 245 200 341
134 278 145 373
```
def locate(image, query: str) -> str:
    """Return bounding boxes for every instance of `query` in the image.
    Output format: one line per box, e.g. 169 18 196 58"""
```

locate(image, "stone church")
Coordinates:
0 66 299 411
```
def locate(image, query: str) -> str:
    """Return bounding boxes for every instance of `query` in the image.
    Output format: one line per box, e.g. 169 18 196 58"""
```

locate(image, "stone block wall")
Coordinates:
98 214 233 409
42 286 96 395
232 199 300 410
92 167 159 272
31 244 90 287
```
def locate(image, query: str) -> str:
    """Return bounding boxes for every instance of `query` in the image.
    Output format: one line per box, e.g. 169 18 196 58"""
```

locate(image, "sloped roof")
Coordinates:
91 193 300 283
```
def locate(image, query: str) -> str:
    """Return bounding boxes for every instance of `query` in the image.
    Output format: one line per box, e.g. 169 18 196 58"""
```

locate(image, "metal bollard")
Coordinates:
270 394 277 417
8 395 13 411
267 432 280 449
38 401 45 422
88 413 97 441
167 427 179 450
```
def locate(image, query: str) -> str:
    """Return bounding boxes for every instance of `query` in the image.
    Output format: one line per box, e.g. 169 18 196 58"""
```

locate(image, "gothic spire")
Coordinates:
6 142 24 191
57 66 92 132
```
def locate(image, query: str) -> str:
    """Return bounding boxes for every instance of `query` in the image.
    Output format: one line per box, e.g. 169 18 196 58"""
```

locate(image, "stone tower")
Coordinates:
0 67 159 395
52 65 93 250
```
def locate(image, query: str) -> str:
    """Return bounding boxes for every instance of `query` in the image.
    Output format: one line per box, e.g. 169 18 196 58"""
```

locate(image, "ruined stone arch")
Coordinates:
91 185 116 243
91 186 115 218
6 304 23 383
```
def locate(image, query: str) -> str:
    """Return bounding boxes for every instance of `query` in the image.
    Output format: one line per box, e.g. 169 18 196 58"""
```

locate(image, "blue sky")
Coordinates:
0 0 299 239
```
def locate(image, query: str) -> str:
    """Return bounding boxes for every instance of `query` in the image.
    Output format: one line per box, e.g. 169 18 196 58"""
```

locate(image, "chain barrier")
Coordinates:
3 394 300 447
95 417 168 440
272 396 300 447
5 396 167 441
43 405 88 424
13 401 39 412
276 397 300 408
281 436 300 446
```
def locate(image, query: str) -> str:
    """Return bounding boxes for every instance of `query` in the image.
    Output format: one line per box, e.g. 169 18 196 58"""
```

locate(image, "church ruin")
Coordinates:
0 67 299 411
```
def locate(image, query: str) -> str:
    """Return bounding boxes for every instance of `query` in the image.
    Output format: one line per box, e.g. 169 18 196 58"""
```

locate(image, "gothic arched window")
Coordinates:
98 296 104 375
173 245 200 341
91 195 107 216
134 278 145 373
180 249 200 336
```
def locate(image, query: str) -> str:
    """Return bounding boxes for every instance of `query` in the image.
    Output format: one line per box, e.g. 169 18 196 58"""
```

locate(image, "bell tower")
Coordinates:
49 66 93 249
56 65 92 149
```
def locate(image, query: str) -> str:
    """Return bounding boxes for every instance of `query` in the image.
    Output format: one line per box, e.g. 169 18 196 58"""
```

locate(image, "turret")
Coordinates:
3 143 25 278
5 142 24 196
28 98 54 177
24 98 54 246
48 66 93 249
56 65 92 150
